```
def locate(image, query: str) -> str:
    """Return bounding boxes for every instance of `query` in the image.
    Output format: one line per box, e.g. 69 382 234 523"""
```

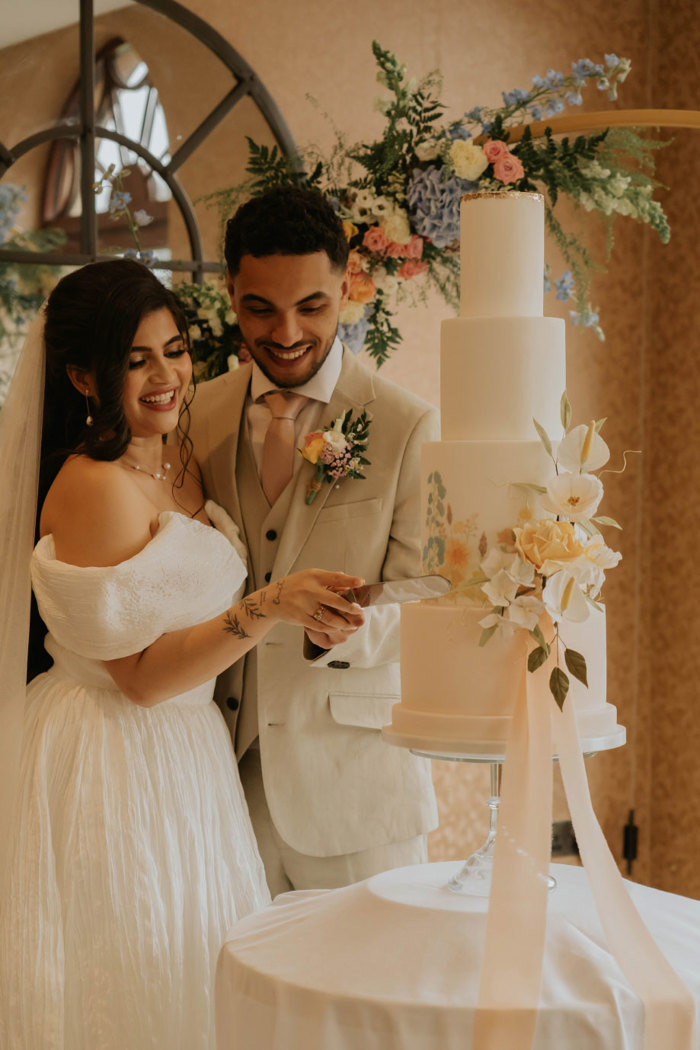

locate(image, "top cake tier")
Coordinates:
460 192 544 318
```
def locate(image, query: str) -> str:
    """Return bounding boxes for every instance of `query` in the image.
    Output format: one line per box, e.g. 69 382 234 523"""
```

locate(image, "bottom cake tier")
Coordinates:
385 601 625 756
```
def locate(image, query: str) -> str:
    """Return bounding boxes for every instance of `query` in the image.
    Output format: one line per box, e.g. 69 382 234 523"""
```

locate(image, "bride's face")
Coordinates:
122 308 192 438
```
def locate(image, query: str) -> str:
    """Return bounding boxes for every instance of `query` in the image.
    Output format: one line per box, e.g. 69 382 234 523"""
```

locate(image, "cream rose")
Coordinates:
514 519 584 573
339 300 366 325
380 208 412 245
449 140 488 181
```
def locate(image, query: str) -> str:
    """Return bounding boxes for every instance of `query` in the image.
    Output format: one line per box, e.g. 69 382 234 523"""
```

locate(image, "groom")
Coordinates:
191 186 438 895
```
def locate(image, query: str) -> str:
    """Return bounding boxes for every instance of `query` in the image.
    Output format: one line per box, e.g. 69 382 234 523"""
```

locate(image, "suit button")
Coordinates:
264 571 272 583
226 696 239 711
328 660 350 669
266 529 277 541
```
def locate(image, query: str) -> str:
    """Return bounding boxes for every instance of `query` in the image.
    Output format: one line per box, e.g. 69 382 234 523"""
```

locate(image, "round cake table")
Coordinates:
215 861 700 1050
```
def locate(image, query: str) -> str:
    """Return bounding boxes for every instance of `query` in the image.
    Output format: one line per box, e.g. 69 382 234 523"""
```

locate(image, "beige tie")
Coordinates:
260 391 308 505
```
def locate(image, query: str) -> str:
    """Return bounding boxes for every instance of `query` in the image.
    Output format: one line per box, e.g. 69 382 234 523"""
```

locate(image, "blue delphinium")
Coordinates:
407 166 476 248
554 270 575 302
338 314 370 354
109 190 132 214
502 87 531 108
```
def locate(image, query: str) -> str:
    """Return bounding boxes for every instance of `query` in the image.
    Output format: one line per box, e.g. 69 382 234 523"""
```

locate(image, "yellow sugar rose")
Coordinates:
514 519 583 572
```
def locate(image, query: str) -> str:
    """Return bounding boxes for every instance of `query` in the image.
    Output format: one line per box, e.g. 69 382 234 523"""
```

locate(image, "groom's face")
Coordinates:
228 251 349 388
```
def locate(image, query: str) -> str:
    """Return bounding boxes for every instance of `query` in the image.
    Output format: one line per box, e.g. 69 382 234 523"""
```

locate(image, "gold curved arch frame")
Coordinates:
490 108 700 143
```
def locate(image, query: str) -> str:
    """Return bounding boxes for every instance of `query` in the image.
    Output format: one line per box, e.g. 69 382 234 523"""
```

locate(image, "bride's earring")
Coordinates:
84 389 94 427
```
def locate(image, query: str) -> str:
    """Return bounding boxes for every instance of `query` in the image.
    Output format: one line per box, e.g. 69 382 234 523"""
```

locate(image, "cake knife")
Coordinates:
337 574 450 608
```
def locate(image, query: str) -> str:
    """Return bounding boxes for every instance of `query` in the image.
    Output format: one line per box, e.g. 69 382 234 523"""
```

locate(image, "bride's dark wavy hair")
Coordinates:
40 258 196 497
29 260 198 682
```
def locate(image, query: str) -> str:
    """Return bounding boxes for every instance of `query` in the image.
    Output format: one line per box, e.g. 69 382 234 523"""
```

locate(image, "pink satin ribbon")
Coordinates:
473 618 696 1049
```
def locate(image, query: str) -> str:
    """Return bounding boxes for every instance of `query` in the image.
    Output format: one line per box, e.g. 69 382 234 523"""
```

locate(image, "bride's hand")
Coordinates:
272 570 365 635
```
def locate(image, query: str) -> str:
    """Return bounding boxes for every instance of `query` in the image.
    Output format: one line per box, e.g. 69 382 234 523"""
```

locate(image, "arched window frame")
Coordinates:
0 0 298 282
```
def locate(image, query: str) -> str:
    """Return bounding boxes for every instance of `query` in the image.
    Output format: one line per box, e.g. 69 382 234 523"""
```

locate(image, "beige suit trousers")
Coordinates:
239 748 428 897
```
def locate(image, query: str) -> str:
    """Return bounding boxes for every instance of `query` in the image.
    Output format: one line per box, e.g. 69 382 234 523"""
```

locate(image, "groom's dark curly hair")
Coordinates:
224 186 349 276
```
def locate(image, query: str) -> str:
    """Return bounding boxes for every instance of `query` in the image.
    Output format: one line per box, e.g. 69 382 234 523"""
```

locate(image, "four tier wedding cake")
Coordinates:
384 191 625 756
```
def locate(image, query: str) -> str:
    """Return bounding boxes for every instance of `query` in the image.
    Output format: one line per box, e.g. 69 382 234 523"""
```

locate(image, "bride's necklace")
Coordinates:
120 457 171 482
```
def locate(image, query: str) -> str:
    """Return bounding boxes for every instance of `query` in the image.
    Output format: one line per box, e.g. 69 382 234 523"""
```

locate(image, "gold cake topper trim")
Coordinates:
460 190 544 203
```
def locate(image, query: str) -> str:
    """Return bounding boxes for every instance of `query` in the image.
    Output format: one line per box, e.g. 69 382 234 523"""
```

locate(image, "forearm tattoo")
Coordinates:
242 595 266 621
272 580 284 606
222 611 250 639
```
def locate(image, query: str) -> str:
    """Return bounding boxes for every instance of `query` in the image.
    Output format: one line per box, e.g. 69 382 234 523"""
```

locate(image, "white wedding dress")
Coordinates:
0 509 270 1050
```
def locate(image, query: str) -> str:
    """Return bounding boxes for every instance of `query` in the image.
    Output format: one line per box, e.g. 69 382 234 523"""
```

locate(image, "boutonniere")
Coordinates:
298 409 371 505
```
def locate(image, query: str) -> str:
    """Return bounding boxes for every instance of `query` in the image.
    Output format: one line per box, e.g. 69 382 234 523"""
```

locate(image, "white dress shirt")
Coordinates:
246 336 343 478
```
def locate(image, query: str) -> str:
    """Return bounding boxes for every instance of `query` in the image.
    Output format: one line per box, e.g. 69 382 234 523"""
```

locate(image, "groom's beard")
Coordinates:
242 328 338 390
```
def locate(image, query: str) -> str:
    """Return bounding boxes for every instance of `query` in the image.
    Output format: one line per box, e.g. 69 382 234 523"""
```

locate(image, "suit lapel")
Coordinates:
272 351 376 578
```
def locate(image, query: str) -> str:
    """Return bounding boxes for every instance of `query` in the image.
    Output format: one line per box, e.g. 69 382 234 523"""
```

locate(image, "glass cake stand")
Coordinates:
411 727 626 896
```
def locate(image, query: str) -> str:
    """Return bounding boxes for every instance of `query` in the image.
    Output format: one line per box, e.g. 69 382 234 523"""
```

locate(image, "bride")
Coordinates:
0 258 364 1050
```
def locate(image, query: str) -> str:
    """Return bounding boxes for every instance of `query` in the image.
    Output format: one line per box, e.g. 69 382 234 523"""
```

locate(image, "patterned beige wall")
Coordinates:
1 0 698 894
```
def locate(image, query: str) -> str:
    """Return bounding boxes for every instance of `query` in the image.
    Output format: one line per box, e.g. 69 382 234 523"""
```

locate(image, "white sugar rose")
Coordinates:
557 424 610 473
584 536 622 571
542 472 604 521
449 140 488 181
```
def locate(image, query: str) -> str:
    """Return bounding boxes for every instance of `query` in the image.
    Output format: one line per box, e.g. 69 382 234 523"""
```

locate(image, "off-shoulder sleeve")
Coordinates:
31 512 247 661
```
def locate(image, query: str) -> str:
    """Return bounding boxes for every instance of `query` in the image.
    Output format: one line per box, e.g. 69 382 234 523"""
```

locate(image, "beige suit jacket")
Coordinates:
189 349 439 857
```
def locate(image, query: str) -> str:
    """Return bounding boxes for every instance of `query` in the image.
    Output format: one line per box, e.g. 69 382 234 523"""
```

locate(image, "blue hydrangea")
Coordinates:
448 124 472 140
554 270 575 302
566 91 583 106
529 105 543 121
604 53 620 68
465 106 483 121
406 166 476 249
338 314 370 354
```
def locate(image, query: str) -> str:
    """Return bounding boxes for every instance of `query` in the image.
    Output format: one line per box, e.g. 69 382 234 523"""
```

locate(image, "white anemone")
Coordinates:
542 472 604 521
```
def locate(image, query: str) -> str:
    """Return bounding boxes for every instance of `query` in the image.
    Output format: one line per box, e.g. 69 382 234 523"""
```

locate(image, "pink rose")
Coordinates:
362 225 389 256
483 139 510 164
385 234 424 260
403 234 424 259
397 258 429 279
493 153 524 184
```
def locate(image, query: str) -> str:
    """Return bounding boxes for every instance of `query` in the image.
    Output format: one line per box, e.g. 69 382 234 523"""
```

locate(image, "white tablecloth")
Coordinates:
215 861 700 1050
